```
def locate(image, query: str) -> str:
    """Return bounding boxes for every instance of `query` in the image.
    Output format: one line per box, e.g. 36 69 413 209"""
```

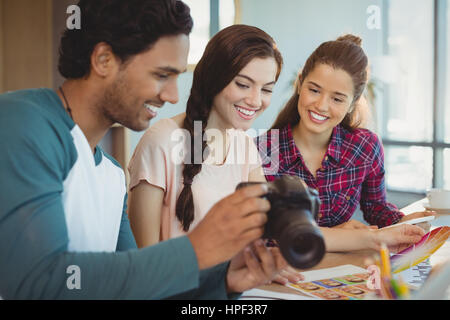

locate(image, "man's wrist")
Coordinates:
225 261 243 299
187 232 209 270
225 261 234 294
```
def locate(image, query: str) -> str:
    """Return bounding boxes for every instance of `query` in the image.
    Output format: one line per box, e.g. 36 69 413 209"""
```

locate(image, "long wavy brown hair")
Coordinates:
271 34 368 131
175 24 283 231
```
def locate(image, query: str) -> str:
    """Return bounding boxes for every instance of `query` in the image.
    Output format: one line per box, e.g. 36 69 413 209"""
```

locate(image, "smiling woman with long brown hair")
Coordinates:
127 24 304 284
128 24 282 241
256 35 433 247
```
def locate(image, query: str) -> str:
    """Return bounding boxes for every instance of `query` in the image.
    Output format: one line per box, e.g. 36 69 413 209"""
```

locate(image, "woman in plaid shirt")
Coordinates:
257 35 434 232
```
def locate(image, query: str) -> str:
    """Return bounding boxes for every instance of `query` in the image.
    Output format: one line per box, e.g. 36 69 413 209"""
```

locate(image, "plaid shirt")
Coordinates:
255 123 404 228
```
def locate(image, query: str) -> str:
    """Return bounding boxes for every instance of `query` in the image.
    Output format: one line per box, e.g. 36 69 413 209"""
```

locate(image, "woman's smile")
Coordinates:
234 104 259 120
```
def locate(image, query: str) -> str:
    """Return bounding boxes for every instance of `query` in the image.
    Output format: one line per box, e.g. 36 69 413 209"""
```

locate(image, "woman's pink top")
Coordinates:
128 118 262 240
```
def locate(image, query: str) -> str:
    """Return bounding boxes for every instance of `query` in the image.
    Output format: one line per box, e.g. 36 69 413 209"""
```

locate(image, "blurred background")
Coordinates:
1 0 450 212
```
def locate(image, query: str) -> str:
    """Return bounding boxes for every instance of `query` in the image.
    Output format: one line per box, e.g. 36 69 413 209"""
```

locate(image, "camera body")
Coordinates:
236 175 325 269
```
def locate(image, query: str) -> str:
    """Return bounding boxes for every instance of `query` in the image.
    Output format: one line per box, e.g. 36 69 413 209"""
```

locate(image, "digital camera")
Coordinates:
236 175 325 269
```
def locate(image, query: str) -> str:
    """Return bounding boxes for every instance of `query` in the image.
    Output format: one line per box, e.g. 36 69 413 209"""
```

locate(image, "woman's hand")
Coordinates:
371 224 426 253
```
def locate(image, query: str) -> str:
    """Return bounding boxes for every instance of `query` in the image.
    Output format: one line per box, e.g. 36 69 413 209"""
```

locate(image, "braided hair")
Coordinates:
175 24 283 231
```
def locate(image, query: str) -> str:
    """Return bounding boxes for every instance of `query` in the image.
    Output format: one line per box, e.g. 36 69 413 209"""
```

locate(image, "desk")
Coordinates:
259 198 450 297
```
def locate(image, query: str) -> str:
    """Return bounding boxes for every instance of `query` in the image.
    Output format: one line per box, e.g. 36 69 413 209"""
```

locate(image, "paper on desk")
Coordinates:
396 265 421 288
241 265 369 300
286 265 371 300
240 288 316 300
412 262 450 300
298 264 367 282
390 226 450 273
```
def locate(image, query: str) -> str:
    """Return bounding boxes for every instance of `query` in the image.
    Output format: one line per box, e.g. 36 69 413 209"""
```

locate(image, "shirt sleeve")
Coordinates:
116 194 138 251
128 120 177 192
0 107 224 299
166 262 232 300
359 133 404 227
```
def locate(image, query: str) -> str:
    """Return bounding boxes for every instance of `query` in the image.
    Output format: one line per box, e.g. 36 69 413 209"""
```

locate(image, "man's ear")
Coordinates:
90 42 120 78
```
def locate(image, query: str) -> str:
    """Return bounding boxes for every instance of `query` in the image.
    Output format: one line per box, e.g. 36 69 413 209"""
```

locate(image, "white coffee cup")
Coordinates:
426 189 450 209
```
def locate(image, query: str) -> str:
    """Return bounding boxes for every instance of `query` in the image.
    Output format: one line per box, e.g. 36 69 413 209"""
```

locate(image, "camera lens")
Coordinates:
235 177 326 270
277 209 326 269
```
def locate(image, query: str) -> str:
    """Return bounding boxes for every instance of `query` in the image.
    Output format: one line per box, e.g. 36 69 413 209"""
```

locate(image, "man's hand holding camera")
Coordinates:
188 177 323 293
188 183 300 293
187 184 271 270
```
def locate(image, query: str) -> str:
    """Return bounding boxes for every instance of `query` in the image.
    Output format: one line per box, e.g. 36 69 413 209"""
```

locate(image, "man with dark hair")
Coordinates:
0 0 282 299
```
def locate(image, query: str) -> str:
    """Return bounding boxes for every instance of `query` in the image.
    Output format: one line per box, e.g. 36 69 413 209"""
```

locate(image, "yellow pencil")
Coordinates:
381 277 393 299
380 243 391 279
397 276 411 299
